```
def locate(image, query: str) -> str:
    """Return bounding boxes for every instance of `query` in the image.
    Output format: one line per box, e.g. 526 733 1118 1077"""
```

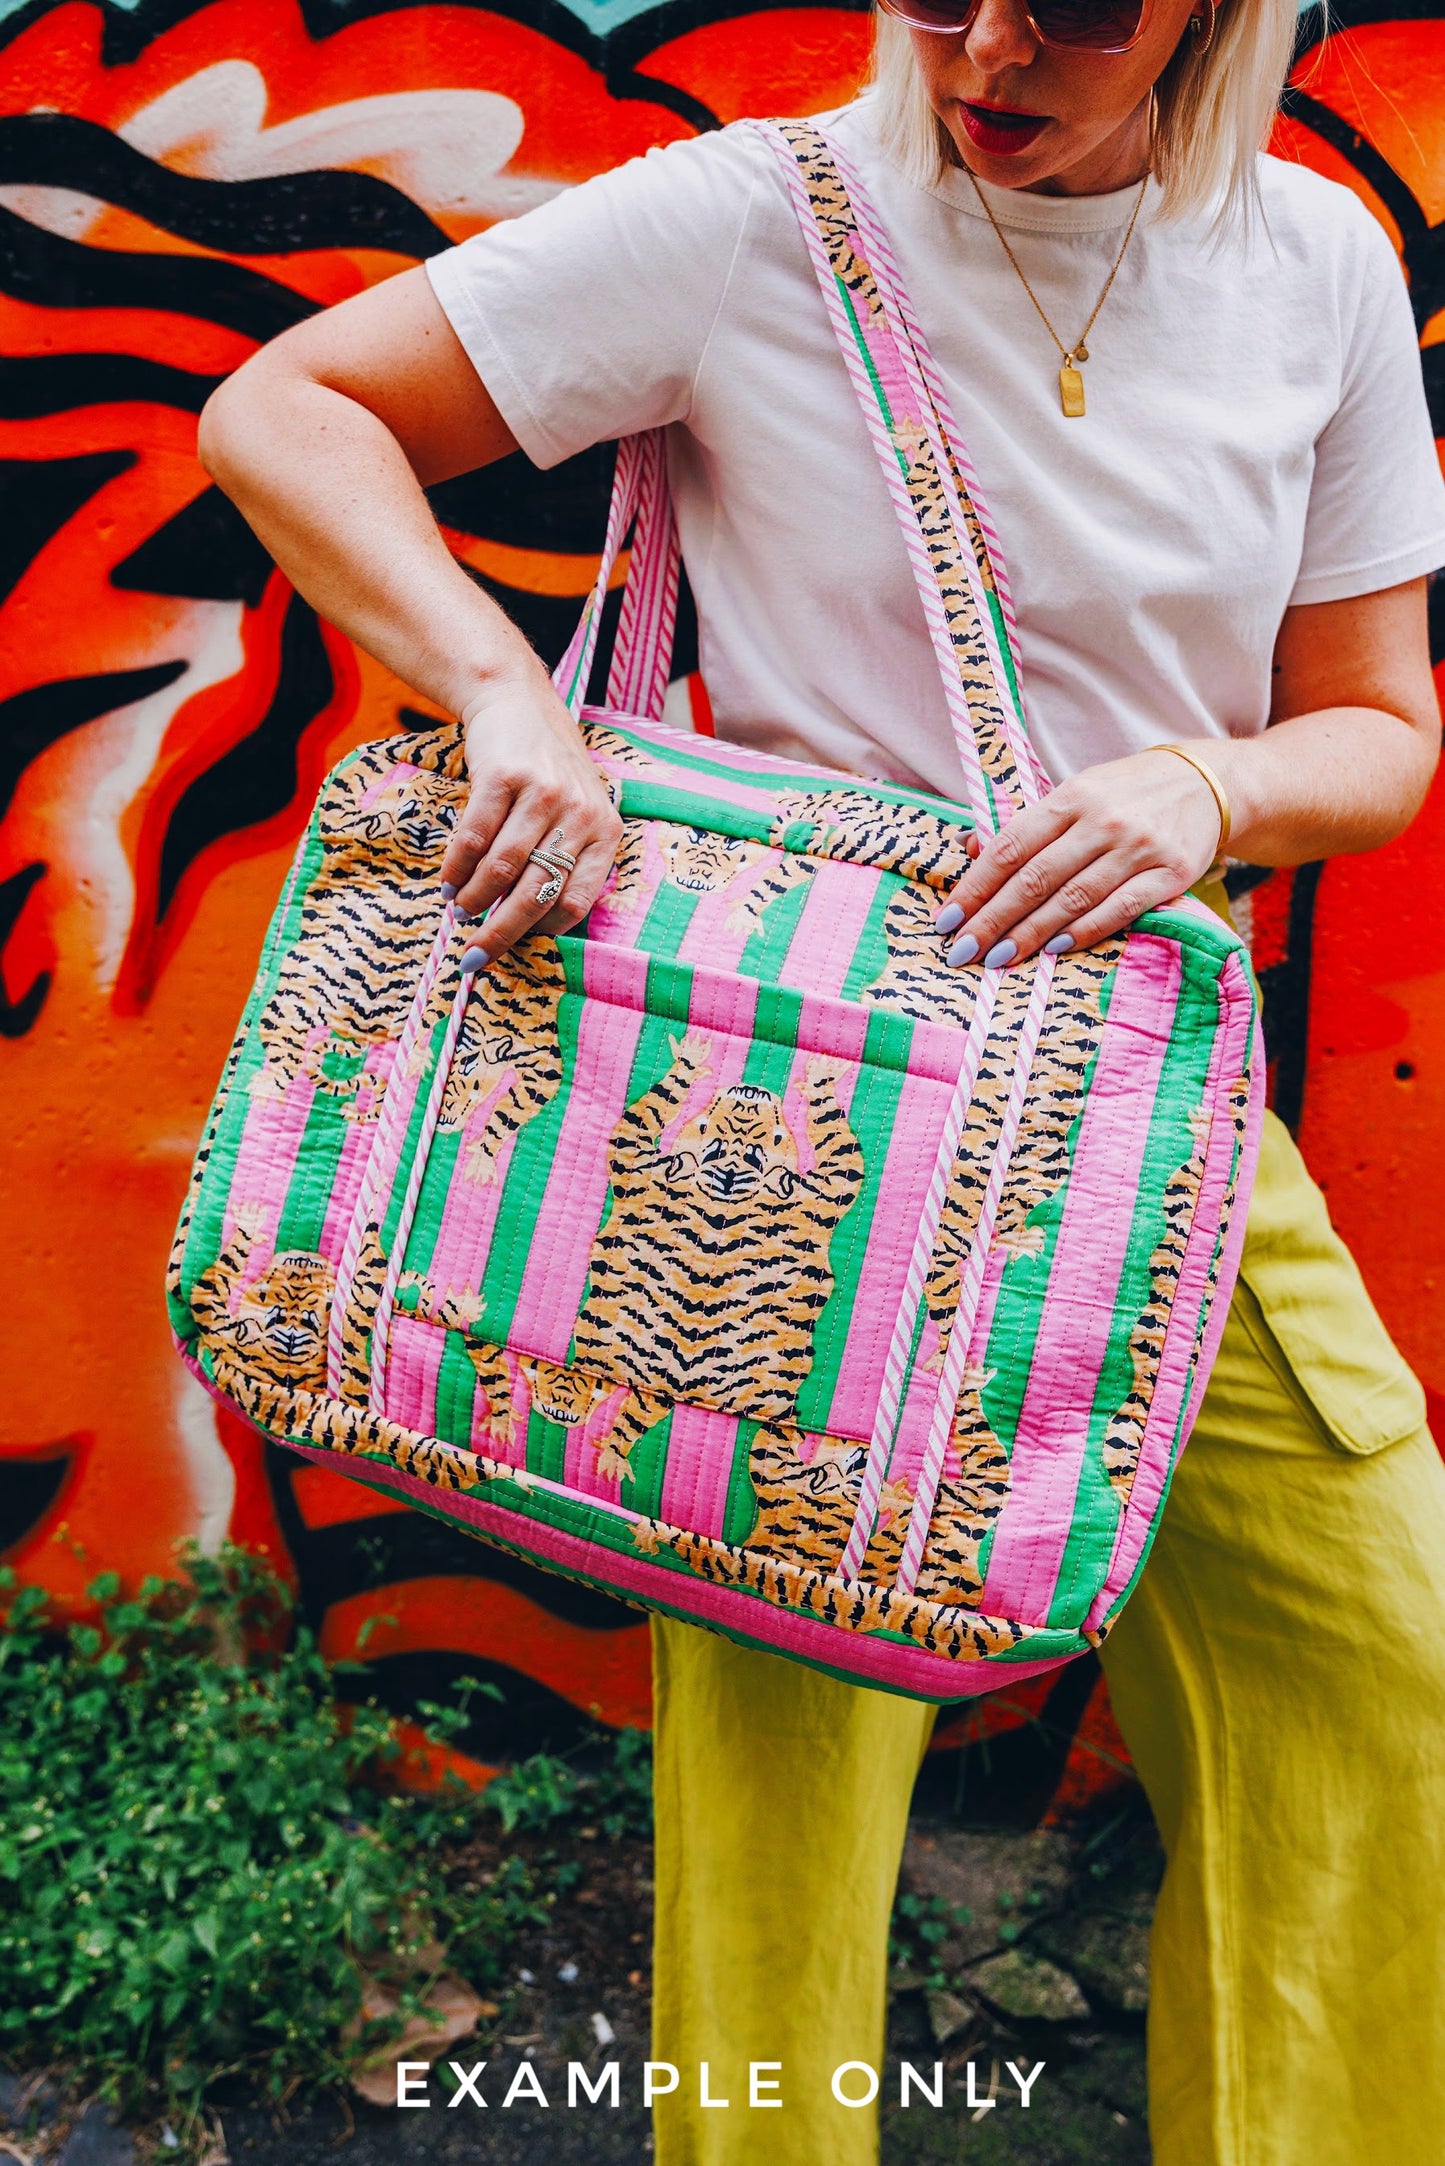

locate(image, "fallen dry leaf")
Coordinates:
348 1974 487 2106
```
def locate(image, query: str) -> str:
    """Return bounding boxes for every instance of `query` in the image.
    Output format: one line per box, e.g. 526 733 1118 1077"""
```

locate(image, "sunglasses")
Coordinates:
878 0 1151 54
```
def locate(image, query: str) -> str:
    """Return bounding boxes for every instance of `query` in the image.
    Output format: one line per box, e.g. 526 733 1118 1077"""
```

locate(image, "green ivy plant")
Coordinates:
0 1548 544 2123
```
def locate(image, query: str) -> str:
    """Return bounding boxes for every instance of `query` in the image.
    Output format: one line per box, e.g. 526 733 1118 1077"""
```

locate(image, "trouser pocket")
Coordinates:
1236 1109 1426 1456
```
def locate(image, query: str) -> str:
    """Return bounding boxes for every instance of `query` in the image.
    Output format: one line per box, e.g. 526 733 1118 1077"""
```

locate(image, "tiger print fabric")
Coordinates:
172 126 1261 1698
573 1031 864 1422
189 1207 385 1420
1101 1072 1254 1502
436 939 567 1184
250 740 465 1117
607 820 817 936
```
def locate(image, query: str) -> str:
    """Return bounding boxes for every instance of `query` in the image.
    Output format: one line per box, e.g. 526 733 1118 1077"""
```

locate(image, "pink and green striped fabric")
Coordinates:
168 122 1262 1700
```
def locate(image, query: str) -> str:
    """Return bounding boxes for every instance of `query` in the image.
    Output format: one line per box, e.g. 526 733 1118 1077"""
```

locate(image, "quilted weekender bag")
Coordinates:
168 121 1263 1700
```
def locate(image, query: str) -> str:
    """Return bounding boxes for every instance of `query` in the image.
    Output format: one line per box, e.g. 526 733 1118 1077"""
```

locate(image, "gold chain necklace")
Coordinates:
965 169 1149 417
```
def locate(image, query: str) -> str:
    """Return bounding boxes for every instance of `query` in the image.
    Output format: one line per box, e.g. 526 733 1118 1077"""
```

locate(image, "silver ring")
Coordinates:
527 827 577 908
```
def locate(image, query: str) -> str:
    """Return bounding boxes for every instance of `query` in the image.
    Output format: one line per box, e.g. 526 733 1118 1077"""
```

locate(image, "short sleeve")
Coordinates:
425 131 761 470
1291 206 1445 606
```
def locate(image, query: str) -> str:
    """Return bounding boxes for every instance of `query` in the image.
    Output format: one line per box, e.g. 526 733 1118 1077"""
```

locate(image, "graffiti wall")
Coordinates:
2 0 1440 1821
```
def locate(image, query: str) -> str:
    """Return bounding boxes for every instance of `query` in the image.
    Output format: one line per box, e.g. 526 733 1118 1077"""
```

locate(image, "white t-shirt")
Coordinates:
426 99 1445 798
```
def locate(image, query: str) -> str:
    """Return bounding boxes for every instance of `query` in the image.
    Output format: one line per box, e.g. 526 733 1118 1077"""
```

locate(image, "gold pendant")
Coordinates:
1059 359 1085 418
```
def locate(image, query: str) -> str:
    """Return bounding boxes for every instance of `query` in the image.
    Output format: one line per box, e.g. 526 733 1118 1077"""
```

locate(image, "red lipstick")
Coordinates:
959 101 1049 154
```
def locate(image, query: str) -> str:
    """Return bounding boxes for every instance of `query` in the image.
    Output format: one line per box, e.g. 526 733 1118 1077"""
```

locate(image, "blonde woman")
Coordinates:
199 0 1445 2156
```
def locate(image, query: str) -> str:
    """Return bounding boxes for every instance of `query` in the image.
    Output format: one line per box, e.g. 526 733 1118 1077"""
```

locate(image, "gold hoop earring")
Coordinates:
1188 0 1217 51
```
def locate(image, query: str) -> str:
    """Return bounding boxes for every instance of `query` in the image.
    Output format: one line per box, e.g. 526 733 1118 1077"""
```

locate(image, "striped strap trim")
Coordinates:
607 430 681 721
552 434 647 718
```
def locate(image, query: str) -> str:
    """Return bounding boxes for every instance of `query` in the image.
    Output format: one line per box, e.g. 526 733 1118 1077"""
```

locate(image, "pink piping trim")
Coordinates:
368 968 473 1412
838 970 1000 1578
326 906 459 1397
896 955 1056 1591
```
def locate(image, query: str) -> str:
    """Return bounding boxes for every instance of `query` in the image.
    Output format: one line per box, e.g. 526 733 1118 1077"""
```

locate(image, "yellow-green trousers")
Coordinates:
650 1111 1445 2164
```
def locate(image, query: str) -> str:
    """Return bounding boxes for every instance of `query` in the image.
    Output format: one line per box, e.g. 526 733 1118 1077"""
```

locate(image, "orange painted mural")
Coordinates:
1 0 1440 1822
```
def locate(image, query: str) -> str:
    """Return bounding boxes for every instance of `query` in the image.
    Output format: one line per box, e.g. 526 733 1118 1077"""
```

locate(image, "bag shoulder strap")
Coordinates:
552 430 680 724
751 117 1047 827
554 120 1049 826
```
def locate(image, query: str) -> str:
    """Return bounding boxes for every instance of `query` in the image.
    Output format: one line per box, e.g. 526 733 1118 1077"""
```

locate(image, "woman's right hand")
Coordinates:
439 652 624 967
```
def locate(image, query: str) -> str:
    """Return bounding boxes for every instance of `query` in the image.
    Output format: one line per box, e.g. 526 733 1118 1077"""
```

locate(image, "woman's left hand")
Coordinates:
937 747 1227 967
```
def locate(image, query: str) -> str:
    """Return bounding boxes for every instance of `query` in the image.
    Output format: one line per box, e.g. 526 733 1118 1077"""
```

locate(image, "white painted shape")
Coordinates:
119 61 560 221
82 600 246 990
0 182 105 240
173 1364 238 1553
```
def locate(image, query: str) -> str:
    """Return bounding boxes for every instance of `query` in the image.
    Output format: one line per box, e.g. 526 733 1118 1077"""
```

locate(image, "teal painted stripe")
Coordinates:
433 1330 481 1451
1044 960 1223 1631
401 1123 464 1282
274 1092 359 1255
634 879 700 961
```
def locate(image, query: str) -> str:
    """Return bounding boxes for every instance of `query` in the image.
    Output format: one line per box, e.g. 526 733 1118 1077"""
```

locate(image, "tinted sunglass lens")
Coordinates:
878 0 977 28
1030 0 1144 43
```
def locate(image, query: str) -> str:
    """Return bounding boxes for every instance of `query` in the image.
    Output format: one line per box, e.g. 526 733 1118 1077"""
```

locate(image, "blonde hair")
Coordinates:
869 0 1302 227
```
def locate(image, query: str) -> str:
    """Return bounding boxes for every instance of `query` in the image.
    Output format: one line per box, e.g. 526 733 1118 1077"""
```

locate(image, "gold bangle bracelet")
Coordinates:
1152 742 1232 874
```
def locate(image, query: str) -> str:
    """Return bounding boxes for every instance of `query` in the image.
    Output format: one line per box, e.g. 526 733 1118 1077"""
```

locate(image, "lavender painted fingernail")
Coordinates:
935 901 965 936
984 938 1018 969
440 881 458 901
1043 931 1075 955
454 906 472 924
460 946 490 974
946 934 979 968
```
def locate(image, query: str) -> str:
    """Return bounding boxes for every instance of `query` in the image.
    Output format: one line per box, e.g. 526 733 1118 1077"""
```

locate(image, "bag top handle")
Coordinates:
552 119 1048 829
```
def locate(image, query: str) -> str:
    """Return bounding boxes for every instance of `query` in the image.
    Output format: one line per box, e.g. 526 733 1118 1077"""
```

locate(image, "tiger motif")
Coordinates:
435 938 566 1184
1101 1074 1251 1503
189 1206 387 1424
249 740 464 1116
468 1344 670 1486
910 1362 1015 1609
606 822 816 936
766 789 972 889
573 1032 865 1424
644 1424 912 1584
631 1505 1033 1663
861 877 984 1034
398 1276 669 1484
924 942 1119 1357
